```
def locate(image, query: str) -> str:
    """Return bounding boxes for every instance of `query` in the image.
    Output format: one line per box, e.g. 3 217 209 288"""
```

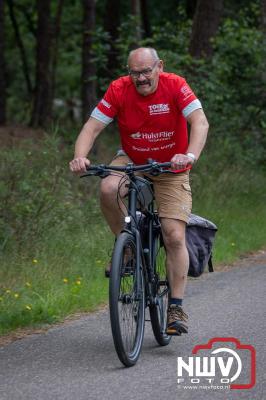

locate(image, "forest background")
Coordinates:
0 0 265 334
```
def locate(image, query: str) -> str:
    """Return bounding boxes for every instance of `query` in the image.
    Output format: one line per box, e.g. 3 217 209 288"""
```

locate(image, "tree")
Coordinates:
31 0 53 127
186 0 198 19
262 0 266 33
50 0 64 103
131 0 142 42
261 0 266 98
189 0 224 58
82 0 97 123
0 0 6 124
103 0 121 77
7 0 33 97
31 0 64 128
140 0 151 38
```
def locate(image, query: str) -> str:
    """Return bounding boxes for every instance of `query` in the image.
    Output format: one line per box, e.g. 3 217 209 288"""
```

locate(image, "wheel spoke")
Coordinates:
109 233 145 366
149 233 171 346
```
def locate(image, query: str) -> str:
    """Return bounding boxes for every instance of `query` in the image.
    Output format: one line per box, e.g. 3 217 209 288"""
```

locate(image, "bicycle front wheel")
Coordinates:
109 232 145 367
149 233 171 346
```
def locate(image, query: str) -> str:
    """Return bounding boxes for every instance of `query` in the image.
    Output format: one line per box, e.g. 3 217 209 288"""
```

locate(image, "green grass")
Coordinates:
0 209 112 333
191 164 266 264
0 136 265 335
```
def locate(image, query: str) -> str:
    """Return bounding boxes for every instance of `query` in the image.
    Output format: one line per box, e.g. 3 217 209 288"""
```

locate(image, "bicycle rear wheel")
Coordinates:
109 232 145 367
149 233 171 346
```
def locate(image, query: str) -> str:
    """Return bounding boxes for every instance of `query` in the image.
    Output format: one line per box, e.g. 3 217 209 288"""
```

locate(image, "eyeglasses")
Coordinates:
128 60 159 79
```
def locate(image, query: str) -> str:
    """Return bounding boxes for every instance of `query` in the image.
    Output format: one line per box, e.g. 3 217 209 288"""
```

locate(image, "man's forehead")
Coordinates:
128 56 155 69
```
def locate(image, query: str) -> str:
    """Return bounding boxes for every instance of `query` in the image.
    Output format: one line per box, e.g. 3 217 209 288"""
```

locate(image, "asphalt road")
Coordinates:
0 254 265 400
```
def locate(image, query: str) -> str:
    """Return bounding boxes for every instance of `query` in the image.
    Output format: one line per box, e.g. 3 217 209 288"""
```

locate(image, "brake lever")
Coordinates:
98 170 111 178
149 166 174 176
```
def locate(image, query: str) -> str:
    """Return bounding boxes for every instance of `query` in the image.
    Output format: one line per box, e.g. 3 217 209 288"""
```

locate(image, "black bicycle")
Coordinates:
82 161 173 367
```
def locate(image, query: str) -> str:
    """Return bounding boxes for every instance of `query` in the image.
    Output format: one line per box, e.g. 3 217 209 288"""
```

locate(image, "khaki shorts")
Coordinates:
109 155 192 222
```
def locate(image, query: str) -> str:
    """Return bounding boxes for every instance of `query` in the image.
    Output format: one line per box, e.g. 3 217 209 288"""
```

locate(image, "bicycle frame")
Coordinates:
122 173 159 306
81 161 172 294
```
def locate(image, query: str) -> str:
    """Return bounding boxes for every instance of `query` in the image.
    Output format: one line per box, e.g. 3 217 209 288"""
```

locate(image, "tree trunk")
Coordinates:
50 0 64 103
16 3 36 37
131 0 142 43
31 0 52 128
189 0 223 58
7 0 33 96
103 0 120 78
261 0 266 33
0 0 6 124
186 0 198 19
82 0 97 123
261 0 266 88
140 0 151 38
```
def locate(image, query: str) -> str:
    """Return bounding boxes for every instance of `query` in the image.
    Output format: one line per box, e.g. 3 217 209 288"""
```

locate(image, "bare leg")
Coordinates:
160 218 188 299
100 174 128 236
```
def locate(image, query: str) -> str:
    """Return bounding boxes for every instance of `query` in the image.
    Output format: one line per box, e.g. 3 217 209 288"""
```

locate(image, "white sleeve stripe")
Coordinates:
91 107 113 125
182 99 202 118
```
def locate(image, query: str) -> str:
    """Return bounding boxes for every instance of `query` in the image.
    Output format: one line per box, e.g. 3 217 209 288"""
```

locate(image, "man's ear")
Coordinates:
158 60 164 72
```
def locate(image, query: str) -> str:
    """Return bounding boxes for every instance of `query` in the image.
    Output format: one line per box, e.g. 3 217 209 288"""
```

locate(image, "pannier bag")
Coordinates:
186 214 218 277
137 212 217 278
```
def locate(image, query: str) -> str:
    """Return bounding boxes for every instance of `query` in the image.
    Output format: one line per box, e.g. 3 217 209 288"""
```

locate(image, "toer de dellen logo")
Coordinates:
177 338 256 390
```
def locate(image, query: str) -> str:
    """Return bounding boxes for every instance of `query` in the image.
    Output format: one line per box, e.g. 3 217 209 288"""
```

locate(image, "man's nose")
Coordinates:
137 73 147 81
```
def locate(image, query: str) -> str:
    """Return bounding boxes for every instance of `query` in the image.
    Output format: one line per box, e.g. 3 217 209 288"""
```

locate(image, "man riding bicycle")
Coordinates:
69 47 209 336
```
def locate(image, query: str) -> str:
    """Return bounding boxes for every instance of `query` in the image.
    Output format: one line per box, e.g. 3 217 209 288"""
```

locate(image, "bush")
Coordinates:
0 132 114 334
0 134 83 252
194 16 266 165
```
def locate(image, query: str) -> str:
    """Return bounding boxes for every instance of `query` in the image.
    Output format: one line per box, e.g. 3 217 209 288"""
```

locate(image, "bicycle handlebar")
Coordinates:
81 161 173 178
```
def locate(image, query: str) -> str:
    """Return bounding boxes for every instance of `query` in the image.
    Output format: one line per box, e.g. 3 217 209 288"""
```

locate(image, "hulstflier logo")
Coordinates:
177 337 256 390
130 131 174 141
131 132 142 139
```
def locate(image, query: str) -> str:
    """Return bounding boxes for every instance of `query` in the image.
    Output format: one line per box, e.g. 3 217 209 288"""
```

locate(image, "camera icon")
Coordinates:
191 337 256 389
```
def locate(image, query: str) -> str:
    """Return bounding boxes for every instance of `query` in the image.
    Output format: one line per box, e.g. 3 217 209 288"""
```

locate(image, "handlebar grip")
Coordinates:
86 164 106 171
158 162 172 168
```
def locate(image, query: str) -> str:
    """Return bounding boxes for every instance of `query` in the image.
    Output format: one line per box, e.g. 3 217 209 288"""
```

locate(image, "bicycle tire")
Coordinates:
149 233 171 346
109 232 145 367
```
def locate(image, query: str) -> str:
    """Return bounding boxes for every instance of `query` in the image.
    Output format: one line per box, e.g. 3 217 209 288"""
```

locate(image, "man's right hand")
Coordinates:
69 157 91 174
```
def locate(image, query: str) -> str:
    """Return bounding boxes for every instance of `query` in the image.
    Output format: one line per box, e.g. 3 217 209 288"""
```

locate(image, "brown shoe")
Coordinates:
166 304 188 336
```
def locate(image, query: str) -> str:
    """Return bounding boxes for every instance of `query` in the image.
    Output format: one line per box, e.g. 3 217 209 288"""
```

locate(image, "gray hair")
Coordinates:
127 47 160 65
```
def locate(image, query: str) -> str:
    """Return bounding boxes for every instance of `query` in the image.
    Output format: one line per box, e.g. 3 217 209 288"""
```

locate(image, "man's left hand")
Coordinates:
170 153 195 170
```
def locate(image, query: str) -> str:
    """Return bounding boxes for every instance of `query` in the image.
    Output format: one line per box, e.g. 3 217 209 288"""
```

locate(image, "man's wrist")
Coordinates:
186 152 197 163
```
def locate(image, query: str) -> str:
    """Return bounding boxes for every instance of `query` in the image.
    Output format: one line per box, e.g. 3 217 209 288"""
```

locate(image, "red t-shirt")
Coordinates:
93 72 200 168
